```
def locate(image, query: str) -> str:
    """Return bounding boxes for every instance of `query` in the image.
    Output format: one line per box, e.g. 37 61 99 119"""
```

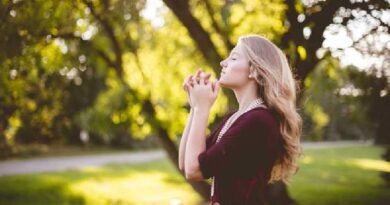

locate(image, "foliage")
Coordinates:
0 0 388 154
302 56 377 141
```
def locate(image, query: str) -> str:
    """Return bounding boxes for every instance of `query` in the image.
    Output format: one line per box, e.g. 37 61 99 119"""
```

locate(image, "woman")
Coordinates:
179 34 303 205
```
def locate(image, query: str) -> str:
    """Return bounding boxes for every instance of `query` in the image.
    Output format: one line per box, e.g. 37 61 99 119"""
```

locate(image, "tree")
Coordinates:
0 0 106 155
1 0 389 203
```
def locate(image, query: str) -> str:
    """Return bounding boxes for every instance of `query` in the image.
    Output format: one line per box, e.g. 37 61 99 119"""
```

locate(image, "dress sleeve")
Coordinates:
205 130 215 150
198 110 278 179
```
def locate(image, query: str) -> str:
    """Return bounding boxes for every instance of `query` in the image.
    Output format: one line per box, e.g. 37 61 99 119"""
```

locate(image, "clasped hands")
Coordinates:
182 68 220 110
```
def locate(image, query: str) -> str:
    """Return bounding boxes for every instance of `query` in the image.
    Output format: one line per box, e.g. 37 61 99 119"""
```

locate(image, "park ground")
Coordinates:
0 141 389 205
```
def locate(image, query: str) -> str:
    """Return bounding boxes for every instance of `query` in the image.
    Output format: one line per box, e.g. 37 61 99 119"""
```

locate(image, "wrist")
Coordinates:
193 106 211 113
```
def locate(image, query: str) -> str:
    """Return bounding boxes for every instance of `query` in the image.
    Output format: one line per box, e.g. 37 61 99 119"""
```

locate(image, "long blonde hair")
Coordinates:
238 34 303 185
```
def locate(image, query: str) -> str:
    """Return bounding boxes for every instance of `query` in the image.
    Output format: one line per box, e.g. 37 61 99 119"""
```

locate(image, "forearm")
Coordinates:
178 108 194 172
184 107 211 179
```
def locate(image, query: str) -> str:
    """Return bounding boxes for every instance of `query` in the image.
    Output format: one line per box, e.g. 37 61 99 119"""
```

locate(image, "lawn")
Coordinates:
288 145 390 205
0 145 389 205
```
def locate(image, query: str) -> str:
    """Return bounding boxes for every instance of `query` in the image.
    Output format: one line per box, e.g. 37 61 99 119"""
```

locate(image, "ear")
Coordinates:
249 63 255 76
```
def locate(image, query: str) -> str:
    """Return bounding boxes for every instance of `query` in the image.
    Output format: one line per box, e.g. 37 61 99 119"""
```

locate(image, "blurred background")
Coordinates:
0 0 389 204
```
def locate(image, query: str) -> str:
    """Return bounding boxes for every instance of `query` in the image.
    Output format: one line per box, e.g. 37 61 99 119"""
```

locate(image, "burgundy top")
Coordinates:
198 107 281 205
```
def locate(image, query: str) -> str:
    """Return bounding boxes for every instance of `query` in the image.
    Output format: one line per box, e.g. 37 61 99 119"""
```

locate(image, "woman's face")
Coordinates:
218 43 251 89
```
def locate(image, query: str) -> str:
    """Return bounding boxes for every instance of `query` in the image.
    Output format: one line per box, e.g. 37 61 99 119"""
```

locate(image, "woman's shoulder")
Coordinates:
238 107 279 128
221 107 280 141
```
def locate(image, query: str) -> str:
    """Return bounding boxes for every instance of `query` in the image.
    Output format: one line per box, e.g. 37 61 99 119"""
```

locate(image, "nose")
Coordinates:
220 59 226 68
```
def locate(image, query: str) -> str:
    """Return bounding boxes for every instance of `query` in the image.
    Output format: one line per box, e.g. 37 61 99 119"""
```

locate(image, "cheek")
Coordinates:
230 59 249 78
220 60 249 86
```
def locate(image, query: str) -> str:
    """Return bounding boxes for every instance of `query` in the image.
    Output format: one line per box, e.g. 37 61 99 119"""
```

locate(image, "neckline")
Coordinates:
226 106 267 129
237 98 265 113
212 106 267 144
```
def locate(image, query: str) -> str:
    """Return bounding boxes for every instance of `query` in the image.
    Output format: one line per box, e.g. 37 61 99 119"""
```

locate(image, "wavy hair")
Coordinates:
238 34 303 185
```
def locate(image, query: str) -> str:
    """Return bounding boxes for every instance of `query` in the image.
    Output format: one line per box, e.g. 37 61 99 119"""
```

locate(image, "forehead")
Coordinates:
230 44 243 55
231 50 239 55
230 49 241 56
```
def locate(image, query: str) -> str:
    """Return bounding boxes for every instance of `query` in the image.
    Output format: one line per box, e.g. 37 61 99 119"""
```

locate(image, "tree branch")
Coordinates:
204 0 233 50
162 0 222 69
81 0 123 77
281 0 305 49
49 31 117 68
0 0 25 29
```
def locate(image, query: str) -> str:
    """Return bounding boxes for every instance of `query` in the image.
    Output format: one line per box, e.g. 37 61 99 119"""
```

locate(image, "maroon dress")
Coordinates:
198 107 282 205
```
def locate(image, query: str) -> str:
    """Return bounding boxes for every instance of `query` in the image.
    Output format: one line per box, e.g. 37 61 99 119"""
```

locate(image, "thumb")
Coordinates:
212 80 220 96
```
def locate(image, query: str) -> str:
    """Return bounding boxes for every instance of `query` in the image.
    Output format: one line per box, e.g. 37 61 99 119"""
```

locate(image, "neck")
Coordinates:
233 82 260 112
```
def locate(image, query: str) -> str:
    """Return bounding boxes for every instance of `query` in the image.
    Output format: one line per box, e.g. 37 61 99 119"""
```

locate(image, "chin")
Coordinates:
219 76 235 89
218 80 230 89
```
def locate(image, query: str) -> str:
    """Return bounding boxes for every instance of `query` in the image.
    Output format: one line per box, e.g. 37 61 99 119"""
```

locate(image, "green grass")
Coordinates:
0 145 389 205
288 145 390 205
0 159 201 205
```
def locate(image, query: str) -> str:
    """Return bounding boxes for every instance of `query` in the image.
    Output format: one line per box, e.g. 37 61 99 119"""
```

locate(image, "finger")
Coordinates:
199 72 210 83
204 73 211 84
200 75 205 85
187 82 193 91
200 70 207 84
184 75 194 91
195 68 203 83
184 82 192 92
189 75 196 86
195 69 202 78
184 75 192 83
186 75 194 84
199 71 205 78
185 75 193 83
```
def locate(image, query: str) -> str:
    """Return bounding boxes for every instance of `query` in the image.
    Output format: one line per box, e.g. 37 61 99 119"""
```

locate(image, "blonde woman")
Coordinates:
179 34 303 205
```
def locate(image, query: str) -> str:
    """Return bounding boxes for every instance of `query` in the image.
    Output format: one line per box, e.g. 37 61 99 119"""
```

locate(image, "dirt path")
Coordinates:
0 149 165 176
